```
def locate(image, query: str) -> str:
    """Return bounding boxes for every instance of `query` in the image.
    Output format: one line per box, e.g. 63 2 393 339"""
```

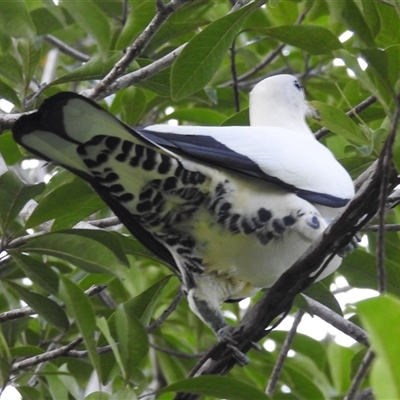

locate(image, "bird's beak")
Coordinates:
306 102 320 120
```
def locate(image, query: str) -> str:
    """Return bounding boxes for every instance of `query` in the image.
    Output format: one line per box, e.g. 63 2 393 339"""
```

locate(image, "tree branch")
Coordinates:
364 223 400 232
265 310 304 397
12 338 83 372
147 288 183 333
0 112 30 134
303 295 369 347
0 285 107 323
151 343 204 359
344 349 375 400
82 44 186 101
88 0 193 100
44 35 90 62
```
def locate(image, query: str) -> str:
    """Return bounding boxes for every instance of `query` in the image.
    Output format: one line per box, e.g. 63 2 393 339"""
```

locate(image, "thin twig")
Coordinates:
303 295 369 347
121 0 129 26
230 42 240 112
265 310 304 397
89 0 193 100
0 285 107 323
220 7 309 88
363 223 400 232
44 35 90 62
7 230 47 249
315 96 377 140
66 345 113 358
344 349 375 400
151 344 204 359
147 288 183 333
12 337 83 371
82 43 186 101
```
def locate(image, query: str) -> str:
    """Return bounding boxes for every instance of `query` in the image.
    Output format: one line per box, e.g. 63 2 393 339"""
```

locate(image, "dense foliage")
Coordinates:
0 0 400 399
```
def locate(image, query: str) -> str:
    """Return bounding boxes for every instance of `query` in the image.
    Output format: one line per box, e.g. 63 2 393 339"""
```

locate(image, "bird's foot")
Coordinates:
337 233 361 257
324 219 361 258
216 325 261 366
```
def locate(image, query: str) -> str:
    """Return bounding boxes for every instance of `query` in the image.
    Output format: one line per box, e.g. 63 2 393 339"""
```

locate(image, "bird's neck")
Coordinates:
250 107 313 136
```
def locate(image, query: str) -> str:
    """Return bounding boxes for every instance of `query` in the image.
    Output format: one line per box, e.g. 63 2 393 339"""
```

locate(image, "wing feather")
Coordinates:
143 125 354 207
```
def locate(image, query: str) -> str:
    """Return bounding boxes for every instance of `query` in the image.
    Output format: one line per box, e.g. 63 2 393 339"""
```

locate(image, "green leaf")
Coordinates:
301 282 343 316
360 0 381 37
327 342 354 393
171 3 256 100
61 0 110 53
5 281 69 332
59 276 102 379
260 25 342 55
60 229 130 268
360 48 392 94
115 0 156 50
96 317 124 378
311 101 368 145
220 108 250 126
115 307 149 380
120 87 147 126
0 131 24 165
136 65 171 97
51 52 124 85
30 8 64 36
124 276 173 326
0 29 12 53
386 45 400 88
340 251 400 296
335 49 391 113
357 295 400 400
26 178 105 230
10 345 43 358
0 79 22 108
11 253 59 295
0 171 44 232
341 0 376 47
0 0 35 39
160 376 269 399
0 54 23 84
17 39 41 92
19 232 126 275
43 363 70 400
16 387 41 400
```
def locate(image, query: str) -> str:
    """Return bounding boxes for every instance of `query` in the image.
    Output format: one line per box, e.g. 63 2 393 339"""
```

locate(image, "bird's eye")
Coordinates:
293 80 303 91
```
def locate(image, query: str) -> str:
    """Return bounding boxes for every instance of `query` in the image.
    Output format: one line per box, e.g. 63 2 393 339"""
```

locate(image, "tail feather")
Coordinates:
12 92 187 270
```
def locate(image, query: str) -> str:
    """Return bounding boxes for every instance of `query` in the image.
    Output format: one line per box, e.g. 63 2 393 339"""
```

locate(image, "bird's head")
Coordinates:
249 74 315 134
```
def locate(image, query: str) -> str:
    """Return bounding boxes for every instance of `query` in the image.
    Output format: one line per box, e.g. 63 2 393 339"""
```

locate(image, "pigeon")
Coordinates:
12 74 354 348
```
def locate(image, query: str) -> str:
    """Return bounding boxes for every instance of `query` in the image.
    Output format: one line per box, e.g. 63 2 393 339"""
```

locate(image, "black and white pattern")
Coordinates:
12 74 355 339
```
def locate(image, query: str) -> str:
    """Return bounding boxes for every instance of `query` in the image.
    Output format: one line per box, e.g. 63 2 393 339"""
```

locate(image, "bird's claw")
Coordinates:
216 326 260 366
226 344 249 366
338 233 361 258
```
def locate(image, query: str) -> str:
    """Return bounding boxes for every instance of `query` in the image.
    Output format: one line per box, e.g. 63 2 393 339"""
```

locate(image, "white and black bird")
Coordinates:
12 74 354 343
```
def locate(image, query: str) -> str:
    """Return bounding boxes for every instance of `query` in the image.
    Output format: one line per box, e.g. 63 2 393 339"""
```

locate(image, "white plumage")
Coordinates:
12 74 354 340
